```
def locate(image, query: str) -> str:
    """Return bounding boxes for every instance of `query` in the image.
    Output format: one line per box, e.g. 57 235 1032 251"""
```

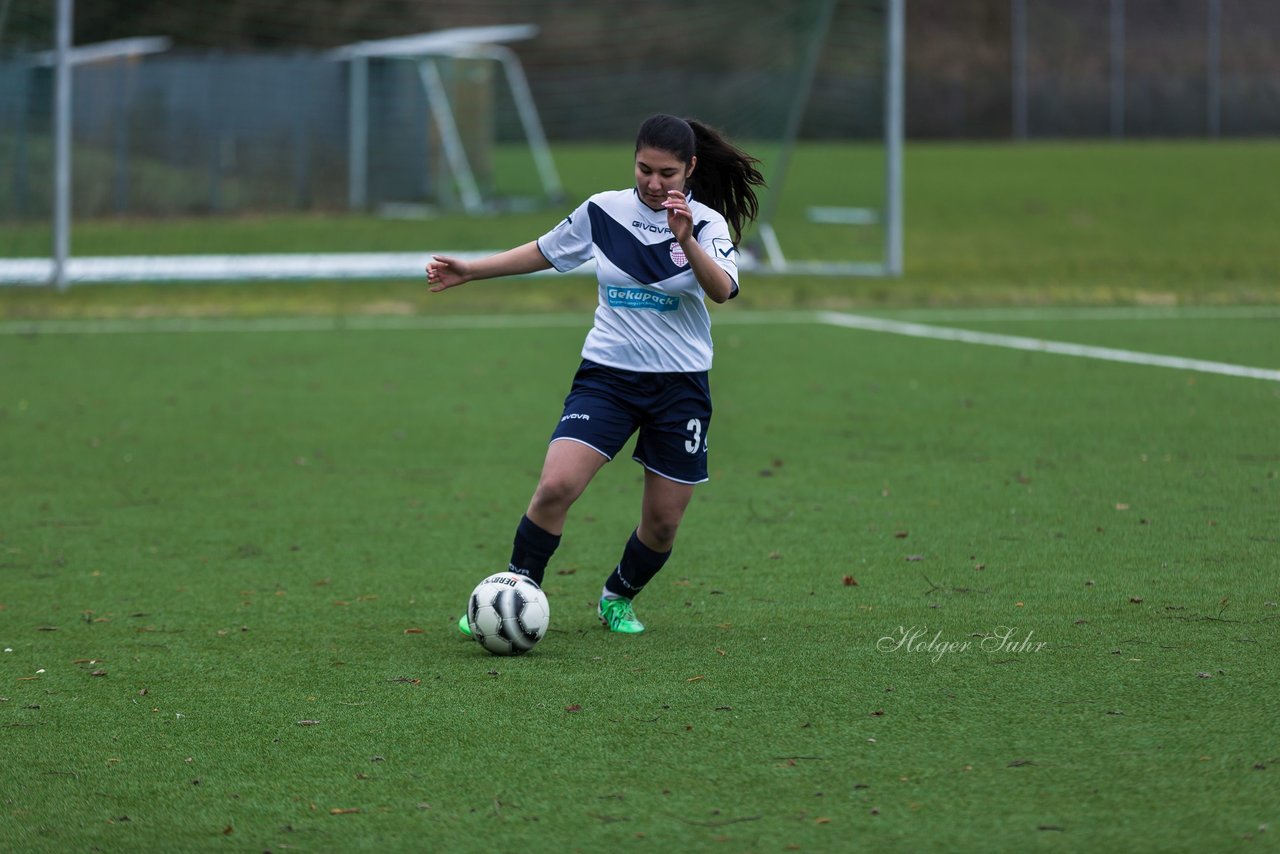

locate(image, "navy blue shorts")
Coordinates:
550 359 712 485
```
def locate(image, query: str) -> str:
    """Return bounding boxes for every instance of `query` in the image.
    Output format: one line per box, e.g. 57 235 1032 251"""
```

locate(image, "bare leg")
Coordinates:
525 439 610 535
636 468 696 552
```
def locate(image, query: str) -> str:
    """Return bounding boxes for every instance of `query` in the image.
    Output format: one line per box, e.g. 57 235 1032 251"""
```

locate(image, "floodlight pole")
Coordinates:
884 0 904 277
51 0 72 290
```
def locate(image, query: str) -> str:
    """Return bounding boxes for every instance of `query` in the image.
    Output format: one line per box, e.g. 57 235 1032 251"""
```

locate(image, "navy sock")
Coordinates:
508 515 561 586
604 530 671 599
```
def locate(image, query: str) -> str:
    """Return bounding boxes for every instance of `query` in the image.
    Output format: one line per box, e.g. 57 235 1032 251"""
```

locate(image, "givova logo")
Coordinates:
606 286 680 313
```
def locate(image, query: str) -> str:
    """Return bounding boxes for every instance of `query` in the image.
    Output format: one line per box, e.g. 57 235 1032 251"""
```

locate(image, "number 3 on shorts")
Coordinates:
684 418 703 454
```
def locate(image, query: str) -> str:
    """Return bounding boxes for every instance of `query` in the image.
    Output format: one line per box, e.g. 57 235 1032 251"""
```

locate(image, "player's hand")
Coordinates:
662 190 693 243
425 255 472 292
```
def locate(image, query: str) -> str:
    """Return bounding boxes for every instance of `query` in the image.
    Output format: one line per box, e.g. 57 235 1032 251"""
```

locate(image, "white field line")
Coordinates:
1 308 1275 383
875 305 1280 323
817 311 1280 382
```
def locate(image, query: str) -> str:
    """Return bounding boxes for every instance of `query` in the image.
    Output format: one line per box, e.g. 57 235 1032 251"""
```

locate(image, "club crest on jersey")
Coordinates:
669 241 688 268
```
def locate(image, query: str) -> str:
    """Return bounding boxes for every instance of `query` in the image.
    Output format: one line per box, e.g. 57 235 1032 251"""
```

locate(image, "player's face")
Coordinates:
635 147 695 211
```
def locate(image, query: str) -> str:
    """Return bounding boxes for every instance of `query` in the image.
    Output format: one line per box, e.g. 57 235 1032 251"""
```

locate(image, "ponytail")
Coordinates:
635 114 766 245
685 119 766 246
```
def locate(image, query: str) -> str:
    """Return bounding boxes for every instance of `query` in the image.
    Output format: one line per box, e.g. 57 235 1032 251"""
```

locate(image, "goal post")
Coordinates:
1 0 904 286
330 25 565 215
749 0 904 277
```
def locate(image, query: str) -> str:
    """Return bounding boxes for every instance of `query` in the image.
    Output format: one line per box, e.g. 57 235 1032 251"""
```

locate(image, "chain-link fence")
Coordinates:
1 0 889 222
2 0 1277 225
908 0 1280 138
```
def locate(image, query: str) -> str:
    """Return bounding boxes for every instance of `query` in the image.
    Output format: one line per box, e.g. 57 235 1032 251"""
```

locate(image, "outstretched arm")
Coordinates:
426 241 552 293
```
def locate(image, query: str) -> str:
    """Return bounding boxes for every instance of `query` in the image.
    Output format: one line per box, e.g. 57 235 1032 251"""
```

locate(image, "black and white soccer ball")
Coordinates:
466 572 550 656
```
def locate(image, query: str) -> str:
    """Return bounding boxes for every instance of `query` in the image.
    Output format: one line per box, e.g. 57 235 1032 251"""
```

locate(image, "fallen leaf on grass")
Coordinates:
1007 759 1035 767
565 704 582 712
329 808 361 815
403 627 424 634
685 675 706 683
842 575 858 586
90 669 107 677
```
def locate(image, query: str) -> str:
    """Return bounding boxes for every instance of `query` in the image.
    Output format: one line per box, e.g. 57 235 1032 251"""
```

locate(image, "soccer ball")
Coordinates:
466 572 550 656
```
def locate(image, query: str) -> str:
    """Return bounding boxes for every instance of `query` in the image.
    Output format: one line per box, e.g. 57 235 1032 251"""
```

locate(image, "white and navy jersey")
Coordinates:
536 188 739 373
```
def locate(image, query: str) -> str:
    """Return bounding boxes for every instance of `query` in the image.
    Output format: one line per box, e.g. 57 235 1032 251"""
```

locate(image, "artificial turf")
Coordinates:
1 313 1276 850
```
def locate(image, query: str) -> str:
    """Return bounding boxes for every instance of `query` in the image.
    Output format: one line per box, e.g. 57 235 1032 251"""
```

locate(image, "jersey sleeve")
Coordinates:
536 200 594 272
697 215 740 297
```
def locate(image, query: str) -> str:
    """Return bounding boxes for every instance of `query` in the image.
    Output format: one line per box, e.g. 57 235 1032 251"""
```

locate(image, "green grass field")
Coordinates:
2 308 1278 851
2 142 1279 851
3 140 1279 313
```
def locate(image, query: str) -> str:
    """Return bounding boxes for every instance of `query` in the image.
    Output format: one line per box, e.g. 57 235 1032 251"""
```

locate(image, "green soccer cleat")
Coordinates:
457 613 472 637
598 596 645 634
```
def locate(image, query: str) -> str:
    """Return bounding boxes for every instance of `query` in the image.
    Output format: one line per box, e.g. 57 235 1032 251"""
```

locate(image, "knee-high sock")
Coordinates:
603 530 670 599
508 515 561 586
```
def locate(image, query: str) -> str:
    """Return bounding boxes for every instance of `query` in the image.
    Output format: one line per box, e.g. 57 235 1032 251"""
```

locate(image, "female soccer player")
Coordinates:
427 114 764 634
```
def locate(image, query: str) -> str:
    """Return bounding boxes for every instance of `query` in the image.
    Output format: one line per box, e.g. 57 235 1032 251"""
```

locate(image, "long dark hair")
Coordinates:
635 114 765 245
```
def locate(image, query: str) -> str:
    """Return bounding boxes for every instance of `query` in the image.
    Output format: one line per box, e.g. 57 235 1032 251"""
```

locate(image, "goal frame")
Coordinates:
750 0 904 278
